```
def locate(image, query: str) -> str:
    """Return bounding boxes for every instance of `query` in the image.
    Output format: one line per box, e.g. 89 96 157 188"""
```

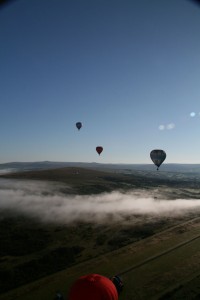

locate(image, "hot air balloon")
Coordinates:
68 274 118 300
96 146 103 155
76 122 82 130
150 149 166 170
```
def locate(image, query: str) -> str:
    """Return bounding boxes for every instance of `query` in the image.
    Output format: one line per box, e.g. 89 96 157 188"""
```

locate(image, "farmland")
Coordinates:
0 167 200 299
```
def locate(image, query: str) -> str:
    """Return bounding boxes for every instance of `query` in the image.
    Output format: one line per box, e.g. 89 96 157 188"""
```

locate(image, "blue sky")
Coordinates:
0 0 200 164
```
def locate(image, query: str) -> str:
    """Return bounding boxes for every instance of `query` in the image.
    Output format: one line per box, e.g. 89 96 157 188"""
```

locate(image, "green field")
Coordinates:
0 167 200 299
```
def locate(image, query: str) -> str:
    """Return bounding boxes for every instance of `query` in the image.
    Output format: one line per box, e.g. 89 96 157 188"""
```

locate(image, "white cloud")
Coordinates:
0 169 17 175
0 179 200 224
166 123 175 130
190 112 196 117
158 123 175 131
158 125 165 130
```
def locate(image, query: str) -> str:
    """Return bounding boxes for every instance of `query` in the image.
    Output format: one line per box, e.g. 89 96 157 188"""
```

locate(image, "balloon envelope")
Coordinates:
96 146 103 155
76 122 82 130
150 149 166 170
69 274 118 300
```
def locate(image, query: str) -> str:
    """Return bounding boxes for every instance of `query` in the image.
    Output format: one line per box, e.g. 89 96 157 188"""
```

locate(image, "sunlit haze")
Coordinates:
0 0 200 164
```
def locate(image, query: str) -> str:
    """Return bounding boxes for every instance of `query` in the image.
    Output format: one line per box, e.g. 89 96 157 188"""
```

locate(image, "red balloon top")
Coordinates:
68 274 118 300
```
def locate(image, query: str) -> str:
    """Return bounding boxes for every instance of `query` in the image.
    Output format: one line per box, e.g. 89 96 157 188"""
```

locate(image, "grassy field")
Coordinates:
0 167 200 299
1 216 200 300
2 166 200 193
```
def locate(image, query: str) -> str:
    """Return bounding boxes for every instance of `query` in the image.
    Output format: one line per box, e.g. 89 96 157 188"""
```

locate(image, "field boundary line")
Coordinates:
118 234 200 276
155 270 200 299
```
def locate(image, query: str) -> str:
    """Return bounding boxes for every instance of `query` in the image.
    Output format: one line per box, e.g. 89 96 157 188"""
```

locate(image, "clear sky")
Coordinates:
0 0 200 164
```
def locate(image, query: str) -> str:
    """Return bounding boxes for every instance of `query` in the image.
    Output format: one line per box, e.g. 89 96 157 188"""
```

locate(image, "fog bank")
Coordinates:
0 179 200 223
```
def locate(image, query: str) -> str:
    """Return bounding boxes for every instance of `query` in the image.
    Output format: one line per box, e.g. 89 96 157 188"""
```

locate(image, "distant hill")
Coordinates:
1 161 200 174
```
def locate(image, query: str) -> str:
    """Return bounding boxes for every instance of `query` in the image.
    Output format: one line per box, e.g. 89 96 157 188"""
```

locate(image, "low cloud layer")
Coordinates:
0 168 17 175
0 179 200 223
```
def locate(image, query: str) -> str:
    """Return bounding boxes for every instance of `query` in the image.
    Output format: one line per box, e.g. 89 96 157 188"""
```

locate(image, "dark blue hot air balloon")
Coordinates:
76 122 82 130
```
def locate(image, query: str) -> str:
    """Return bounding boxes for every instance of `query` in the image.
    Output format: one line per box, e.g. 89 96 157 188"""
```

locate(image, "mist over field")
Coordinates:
0 179 200 223
0 169 17 175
